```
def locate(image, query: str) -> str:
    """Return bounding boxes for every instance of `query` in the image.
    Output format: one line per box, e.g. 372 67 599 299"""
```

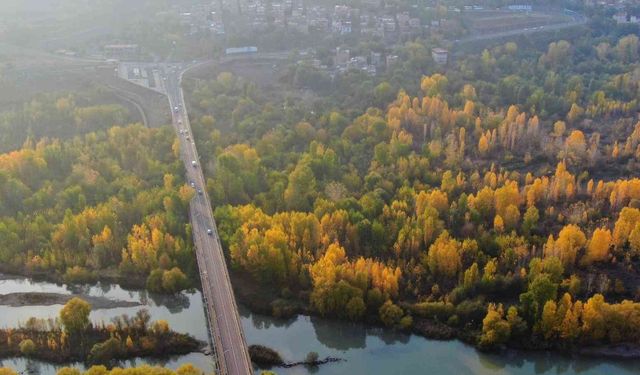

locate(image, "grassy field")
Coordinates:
463 11 571 34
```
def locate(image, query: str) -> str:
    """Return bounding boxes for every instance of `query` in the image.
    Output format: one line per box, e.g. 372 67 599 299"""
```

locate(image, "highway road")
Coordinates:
163 65 253 375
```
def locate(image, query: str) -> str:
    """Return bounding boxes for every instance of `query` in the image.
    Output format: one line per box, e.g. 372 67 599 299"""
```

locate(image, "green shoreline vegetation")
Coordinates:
0 298 200 365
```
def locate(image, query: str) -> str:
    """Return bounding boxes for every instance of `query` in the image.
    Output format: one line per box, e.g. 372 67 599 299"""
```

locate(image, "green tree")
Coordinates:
522 206 539 236
346 296 366 321
379 301 403 327
283 160 317 211
161 267 189 293
519 274 558 324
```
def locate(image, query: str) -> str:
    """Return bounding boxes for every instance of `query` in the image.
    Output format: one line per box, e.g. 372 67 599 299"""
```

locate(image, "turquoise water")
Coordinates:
0 276 638 374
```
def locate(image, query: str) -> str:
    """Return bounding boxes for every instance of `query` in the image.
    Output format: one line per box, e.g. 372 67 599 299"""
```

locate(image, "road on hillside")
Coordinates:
163 65 253 375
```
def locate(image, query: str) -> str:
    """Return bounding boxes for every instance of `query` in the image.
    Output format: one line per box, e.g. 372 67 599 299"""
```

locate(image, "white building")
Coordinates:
432 48 448 65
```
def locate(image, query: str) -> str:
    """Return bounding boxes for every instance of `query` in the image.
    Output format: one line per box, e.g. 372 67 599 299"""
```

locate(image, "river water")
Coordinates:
0 276 638 375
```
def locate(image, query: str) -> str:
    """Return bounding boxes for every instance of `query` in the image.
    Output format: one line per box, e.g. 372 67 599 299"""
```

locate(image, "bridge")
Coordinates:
120 62 253 375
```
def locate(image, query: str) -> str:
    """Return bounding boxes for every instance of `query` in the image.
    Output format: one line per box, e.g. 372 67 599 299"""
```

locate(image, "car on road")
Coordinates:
192 160 197 167
178 119 182 124
186 136 190 140
197 189 203 195
190 181 196 188
207 229 213 235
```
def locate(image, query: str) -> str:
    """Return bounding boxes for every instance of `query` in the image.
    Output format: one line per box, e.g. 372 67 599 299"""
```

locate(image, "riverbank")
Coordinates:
231 270 640 362
0 275 638 375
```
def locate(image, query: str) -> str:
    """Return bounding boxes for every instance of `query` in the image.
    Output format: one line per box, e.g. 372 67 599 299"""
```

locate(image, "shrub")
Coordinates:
447 315 460 327
63 266 97 284
399 315 413 330
455 299 487 325
88 338 123 364
146 269 164 293
411 301 455 321
305 351 319 364
19 339 36 356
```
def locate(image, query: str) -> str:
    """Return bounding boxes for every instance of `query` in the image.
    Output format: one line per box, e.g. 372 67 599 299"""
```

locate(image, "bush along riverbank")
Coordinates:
248 345 343 369
233 268 640 361
0 298 200 365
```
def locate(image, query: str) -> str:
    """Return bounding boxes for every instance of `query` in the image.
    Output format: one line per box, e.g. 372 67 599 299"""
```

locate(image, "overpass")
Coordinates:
137 63 253 375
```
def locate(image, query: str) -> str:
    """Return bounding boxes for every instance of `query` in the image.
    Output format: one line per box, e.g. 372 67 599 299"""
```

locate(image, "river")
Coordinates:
0 275 638 375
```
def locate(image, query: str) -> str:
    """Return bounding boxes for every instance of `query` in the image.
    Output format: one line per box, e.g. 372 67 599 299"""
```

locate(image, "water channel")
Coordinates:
0 276 638 375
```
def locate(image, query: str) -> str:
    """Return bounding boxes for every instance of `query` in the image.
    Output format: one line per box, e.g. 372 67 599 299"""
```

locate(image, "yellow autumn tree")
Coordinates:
553 224 587 268
613 207 640 249
494 215 505 233
540 300 558 340
478 133 490 156
426 232 461 278
583 228 612 264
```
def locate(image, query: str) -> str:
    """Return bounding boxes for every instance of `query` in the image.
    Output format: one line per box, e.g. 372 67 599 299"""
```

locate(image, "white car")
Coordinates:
207 229 213 235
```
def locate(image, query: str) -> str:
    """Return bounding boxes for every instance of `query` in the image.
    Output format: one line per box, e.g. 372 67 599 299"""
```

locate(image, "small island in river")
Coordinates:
0 297 200 365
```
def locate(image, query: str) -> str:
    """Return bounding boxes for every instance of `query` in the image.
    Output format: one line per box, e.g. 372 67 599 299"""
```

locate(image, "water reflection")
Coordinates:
0 275 640 375
146 292 191 313
309 316 366 351
240 305 297 330
476 349 640 375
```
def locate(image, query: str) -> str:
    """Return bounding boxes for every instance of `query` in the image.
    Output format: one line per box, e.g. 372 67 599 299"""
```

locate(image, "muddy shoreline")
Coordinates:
0 292 140 309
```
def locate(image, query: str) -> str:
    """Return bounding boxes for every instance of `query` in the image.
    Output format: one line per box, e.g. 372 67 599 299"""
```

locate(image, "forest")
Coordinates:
0 90 135 153
183 23 640 352
0 0 639 359
0 120 196 292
